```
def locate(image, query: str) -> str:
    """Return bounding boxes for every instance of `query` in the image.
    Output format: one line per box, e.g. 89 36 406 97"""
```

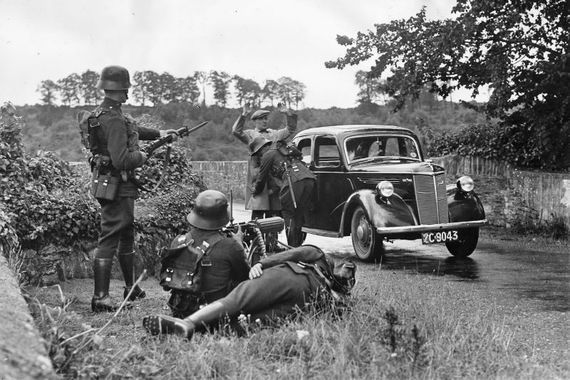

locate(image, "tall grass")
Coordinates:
27 267 568 379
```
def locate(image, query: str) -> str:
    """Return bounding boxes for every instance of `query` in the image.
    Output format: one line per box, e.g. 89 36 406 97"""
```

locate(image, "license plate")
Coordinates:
421 230 459 244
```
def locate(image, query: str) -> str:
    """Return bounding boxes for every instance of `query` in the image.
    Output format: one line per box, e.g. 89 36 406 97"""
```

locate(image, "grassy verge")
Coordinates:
26 237 569 380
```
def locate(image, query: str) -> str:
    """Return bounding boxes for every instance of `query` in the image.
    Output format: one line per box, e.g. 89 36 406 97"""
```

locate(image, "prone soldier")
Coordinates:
143 244 357 338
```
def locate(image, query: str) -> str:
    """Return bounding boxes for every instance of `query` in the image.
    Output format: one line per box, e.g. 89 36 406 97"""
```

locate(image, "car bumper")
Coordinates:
376 219 488 234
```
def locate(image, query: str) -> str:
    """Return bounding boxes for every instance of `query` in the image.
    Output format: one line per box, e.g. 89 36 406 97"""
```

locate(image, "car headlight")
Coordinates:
457 176 474 192
376 181 394 197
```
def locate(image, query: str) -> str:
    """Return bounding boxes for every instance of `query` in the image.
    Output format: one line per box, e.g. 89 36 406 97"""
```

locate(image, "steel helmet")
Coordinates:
248 136 271 156
186 190 230 230
96 65 131 90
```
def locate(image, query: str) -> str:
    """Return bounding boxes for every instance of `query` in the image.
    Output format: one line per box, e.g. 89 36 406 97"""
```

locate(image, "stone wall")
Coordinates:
192 157 570 231
432 155 570 230
192 161 248 201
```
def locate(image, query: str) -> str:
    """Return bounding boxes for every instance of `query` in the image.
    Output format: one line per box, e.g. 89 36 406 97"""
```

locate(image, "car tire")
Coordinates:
445 228 479 257
351 206 385 262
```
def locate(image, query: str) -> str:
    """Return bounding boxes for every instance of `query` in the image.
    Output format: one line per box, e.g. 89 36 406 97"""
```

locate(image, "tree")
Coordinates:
209 71 232 107
261 80 279 106
233 75 261 106
354 70 388 105
79 70 101 106
175 76 200 104
194 71 209 106
159 72 176 103
326 0 569 170
37 80 59 106
57 73 81 106
132 71 156 106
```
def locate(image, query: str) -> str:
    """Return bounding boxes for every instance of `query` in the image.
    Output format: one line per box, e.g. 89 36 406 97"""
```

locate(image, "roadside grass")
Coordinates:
26 256 569 379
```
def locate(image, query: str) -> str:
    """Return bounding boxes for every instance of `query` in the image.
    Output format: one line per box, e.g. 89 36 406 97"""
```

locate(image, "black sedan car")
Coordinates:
292 125 487 261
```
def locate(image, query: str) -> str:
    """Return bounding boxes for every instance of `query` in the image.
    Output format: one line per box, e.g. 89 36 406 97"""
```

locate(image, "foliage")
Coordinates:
326 0 570 171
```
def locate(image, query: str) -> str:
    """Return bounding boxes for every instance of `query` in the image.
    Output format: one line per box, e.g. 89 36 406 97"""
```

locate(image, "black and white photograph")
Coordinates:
0 0 568 378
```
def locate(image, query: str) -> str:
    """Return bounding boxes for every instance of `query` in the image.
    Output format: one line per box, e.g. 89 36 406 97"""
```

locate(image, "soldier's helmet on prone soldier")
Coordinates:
97 65 131 90
249 136 272 156
186 190 230 230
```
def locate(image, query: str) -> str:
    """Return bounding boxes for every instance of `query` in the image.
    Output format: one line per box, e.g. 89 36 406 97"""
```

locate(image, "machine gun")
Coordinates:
143 121 209 157
224 216 285 266
223 190 285 265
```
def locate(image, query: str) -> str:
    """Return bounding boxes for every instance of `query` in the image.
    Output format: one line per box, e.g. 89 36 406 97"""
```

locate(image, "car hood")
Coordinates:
348 161 444 174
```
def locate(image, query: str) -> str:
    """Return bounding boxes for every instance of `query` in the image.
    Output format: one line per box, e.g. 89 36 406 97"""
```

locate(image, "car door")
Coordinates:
309 135 352 232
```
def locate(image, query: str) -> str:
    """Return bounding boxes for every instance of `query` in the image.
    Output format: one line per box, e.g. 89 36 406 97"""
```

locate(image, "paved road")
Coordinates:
232 202 569 313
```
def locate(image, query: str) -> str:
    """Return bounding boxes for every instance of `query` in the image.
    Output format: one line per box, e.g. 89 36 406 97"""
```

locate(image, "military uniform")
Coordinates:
251 139 316 247
143 245 357 338
164 190 250 318
232 109 297 218
90 65 169 312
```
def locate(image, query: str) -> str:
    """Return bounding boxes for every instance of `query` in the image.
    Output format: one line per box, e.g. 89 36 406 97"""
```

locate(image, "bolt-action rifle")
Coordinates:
143 121 209 157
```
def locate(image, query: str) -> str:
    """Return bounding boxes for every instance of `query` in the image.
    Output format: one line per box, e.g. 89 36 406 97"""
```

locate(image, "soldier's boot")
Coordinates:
91 258 118 313
118 251 146 301
142 301 227 339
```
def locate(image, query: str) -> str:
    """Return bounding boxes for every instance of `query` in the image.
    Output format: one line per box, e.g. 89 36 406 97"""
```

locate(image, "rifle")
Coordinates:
144 121 209 157
282 162 297 208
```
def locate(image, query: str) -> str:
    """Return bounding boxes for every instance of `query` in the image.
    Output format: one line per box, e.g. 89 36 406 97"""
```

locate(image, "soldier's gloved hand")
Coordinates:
249 263 263 279
160 129 179 142
133 167 143 180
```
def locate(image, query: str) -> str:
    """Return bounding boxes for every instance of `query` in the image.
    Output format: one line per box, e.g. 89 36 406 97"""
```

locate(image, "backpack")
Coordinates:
76 109 103 152
159 232 221 293
275 141 316 183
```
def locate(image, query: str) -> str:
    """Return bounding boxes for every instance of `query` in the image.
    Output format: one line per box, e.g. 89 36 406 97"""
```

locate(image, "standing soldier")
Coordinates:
232 103 297 220
249 137 316 247
88 65 177 312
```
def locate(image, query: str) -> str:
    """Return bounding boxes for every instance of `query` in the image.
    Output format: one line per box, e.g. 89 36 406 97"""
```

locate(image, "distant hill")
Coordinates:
15 100 487 162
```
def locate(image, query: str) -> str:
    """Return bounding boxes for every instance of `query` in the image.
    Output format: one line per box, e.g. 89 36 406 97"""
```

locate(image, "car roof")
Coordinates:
295 125 416 139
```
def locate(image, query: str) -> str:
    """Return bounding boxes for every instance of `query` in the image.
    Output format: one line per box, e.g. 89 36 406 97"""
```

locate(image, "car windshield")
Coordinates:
345 134 421 164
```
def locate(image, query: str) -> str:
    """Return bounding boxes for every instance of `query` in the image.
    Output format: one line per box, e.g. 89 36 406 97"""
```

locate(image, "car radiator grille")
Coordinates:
413 173 449 224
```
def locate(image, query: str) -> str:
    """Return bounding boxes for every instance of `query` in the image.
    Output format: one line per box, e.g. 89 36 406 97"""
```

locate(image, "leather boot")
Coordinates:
118 252 146 301
92 258 118 312
142 301 228 339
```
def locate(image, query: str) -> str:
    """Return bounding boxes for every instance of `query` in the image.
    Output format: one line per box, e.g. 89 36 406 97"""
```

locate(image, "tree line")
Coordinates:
36 70 306 109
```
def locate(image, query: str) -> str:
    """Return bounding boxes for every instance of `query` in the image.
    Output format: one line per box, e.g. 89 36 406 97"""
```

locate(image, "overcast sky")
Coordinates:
0 0 476 108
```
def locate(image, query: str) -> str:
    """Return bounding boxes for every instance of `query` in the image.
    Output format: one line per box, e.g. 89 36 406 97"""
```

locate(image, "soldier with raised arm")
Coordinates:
232 103 297 220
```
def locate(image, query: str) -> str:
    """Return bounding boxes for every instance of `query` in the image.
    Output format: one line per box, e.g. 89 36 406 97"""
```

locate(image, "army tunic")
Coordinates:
166 228 250 318
232 113 297 212
218 245 336 322
93 97 160 258
252 146 316 247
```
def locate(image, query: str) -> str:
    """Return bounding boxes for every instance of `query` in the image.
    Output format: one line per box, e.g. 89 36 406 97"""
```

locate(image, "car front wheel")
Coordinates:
351 206 384 262
445 228 479 257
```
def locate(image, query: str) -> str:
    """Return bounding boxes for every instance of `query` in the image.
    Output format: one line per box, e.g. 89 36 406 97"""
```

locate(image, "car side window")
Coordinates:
315 136 340 167
296 138 312 165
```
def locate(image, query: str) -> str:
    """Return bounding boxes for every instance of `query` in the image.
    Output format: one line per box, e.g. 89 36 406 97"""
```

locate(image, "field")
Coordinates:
26 230 569 380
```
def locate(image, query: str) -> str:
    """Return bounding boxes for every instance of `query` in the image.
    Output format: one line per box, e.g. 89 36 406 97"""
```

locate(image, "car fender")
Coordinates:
447 190 486 222
339 189 417 236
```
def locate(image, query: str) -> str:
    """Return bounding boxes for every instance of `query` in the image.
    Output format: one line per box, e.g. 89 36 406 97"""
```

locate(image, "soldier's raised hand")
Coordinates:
242 103 252 116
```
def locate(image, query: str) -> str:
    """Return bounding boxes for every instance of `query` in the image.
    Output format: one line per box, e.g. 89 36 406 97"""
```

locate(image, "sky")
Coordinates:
0 0 483 108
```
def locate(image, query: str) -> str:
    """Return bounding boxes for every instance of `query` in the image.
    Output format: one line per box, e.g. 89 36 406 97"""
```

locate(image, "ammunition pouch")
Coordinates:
91 173 120 201
90 155 119 201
